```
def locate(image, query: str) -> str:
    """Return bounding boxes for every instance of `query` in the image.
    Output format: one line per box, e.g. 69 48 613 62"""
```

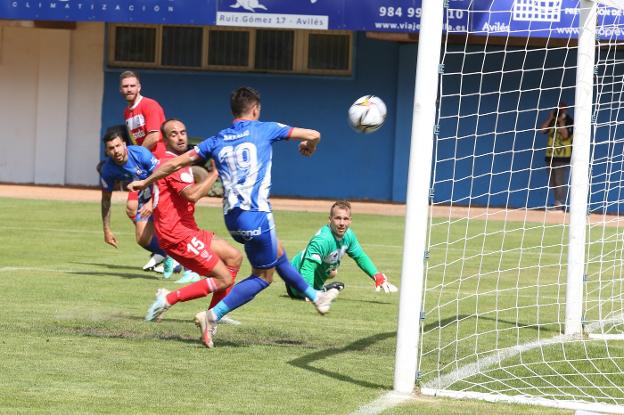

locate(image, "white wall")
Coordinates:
0 25 39 183
34 29 70 185
0 22 103 186
66 23 104 186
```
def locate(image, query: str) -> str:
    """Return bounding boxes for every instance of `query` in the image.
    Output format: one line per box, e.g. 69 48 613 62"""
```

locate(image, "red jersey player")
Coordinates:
144 118 242 334
121 71 167 159
120 71 169 272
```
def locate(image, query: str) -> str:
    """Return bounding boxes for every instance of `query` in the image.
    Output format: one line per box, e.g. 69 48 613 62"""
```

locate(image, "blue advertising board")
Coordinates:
1 0 622 38
215 0 339 30
214 0 469 32
0 0 469 30
1 0 214 25
470 0 624 39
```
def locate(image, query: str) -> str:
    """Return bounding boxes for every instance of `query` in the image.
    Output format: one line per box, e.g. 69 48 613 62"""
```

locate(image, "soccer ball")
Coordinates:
347 95 387 133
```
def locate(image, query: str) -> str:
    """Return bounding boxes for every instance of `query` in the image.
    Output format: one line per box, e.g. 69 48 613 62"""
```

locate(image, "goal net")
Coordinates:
412 0 624 412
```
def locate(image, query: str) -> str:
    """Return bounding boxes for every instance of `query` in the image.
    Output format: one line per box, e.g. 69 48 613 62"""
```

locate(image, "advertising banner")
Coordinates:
1 0 622 39
470 0 624 39
1 0 215 25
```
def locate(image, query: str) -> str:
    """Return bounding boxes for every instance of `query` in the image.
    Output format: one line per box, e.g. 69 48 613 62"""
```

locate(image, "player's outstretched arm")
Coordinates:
373 273 398 293
349 238 398 294
101 190 118 248
181 162 219 203
290 127 320 157
128 150 198 192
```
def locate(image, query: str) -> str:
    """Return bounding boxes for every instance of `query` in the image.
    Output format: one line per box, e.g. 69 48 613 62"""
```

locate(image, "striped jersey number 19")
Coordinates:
218 142 258 185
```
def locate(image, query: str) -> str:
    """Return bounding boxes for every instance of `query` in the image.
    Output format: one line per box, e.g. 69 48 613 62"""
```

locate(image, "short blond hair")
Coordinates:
330 200 351 216
120 70 140 83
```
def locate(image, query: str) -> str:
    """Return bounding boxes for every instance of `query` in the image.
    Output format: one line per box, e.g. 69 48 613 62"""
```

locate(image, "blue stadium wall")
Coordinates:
101 33 624 212
101 32 404 203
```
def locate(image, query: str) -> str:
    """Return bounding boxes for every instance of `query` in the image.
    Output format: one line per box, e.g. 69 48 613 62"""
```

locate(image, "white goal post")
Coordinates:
395 0 624 412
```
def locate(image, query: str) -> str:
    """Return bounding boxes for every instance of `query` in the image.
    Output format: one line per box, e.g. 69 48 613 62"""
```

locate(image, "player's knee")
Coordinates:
136 236 150 248
228 249 243 268
136 229 151 247
255 268 274 284
126 207 137 220
222 274 234 289
215 273 233 289
126 200 138 220
212 240 243 268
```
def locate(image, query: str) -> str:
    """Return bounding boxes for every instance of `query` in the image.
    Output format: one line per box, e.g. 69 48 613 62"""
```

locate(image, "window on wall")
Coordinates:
161 26 203 67
114 26 157 63
108 24 352 76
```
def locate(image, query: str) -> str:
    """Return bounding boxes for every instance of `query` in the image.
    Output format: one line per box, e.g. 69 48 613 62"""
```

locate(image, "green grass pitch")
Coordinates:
0 197 572 414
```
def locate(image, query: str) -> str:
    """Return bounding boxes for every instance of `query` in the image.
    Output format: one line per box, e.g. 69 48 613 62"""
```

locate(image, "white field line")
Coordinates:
420 389 624 414
349 391 416 415
420 317 624 414
423 333 581 390
422 319 613 390
0 225 132 236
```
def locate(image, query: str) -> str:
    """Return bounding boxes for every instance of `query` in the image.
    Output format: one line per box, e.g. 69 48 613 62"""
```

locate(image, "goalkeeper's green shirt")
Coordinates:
289 224 378 296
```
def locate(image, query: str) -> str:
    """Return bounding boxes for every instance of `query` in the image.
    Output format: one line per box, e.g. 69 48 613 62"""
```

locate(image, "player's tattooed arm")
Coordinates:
101 190 118 248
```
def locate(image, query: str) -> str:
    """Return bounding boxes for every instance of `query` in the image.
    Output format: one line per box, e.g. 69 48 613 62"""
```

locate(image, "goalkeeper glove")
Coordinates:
374 273 398 293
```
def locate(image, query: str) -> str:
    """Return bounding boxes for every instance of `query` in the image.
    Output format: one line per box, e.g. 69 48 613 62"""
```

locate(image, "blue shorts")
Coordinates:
225 208 278 269
135 186 153 223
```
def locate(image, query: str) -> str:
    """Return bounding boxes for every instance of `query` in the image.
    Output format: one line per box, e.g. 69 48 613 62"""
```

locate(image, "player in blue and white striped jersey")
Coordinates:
128 87 339 348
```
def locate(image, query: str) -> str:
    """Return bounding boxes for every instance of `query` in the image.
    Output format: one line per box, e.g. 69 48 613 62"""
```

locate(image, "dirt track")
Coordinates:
2 183 623 226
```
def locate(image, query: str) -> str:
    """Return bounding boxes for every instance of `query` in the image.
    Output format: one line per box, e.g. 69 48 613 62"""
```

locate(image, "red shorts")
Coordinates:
163 230 219 276
127 191 139 202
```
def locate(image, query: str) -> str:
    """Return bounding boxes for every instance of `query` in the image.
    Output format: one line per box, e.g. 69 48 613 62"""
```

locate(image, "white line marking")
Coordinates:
422 317 619 390
350 391 415 415
423 332 581 390
0 226 132 236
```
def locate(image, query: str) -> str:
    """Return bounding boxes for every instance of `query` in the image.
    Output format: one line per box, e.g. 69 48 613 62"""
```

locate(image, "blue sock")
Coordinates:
275 253 318 302
144 235 167 257
212 275 270 320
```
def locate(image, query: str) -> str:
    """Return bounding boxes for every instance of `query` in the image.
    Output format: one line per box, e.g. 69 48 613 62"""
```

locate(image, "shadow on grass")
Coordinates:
68 270 159 280
105 315 307 348
58 314 256 348
69 261 162 280
288 331 395 389
63 326 200 344
277 294 391 306
289 316 561 389
71 261 143 271
57 325 245 348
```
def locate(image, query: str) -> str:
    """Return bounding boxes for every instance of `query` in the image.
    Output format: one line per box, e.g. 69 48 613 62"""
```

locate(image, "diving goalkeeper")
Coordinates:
285 200 398 299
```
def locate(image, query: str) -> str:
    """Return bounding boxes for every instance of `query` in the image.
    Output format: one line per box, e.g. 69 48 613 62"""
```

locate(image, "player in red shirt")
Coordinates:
121 71 167 159
144 118 242 329
120 71 169 272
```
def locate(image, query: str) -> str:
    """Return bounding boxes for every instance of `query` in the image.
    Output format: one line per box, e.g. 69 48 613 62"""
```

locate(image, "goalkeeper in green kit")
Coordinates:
285 200 398 299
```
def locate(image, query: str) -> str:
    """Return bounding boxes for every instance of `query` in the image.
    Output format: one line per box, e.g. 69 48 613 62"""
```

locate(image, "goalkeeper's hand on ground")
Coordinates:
374 273 398 293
